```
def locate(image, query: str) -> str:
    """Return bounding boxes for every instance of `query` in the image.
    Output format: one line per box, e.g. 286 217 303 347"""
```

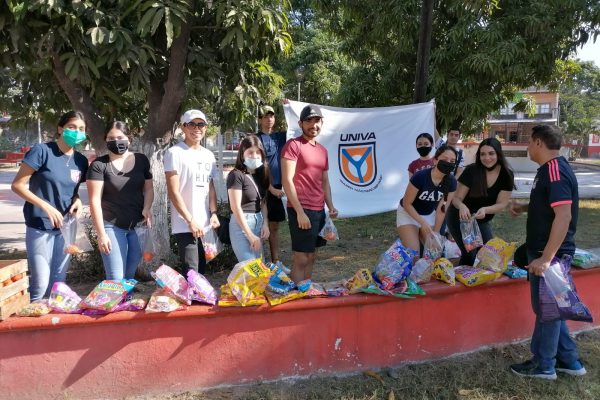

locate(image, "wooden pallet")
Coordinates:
0 259 30 320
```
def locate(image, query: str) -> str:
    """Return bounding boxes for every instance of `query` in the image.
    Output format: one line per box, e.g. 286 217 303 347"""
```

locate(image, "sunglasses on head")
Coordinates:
184 122 207 128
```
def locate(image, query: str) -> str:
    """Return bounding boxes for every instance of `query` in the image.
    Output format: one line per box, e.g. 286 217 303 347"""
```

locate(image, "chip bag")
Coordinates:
455 266 500 287
60 214 93 254
152 264 191 305
81 279 137 312
218 284 267 307
572 248 600 269
373 239 417 290
460 217 483 252
306 282 327 297
145 288 187 313
424 232 445 260
135 224 157 262
227 259 272 306
322 281 349 297
202 226 223 262
187 269 218 305
48 282 83 313
267 265 296 295
319 215 339 241
266 289 307 306
409 257 434 283
432 257 455 285
17 300 52 317
344 268 375 293
473 245 503 273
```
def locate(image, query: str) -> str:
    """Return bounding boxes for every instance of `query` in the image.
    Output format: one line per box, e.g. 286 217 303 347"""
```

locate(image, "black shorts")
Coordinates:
266 184 286 223
287 207 327 253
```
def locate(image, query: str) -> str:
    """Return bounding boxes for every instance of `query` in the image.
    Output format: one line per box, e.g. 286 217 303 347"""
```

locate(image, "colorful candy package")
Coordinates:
135 224 157 262
572 248 600 269
145 288 187 313
305 282 327 297
17 300 52 317
460 217 483 252
319 215 339 241
344 268 375 293
432 257 455 285
473 244 503 272
409 258 434 283
218 284 267 307
152 264 191 305
81 279 137 312
267 265 296 295
266 289 307 306
113 294 149 312
49 282 83 313
455 266 500 287
202 226 223 262
60 214 93 254
187 269 218 305
322 281 349 297
424 232 445 260
504 266 528 279
227 258 272 306
373 239 417 290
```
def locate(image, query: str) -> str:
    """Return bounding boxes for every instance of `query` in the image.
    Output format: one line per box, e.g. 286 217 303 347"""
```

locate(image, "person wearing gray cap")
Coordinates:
281 104 338 284
164 109 220 275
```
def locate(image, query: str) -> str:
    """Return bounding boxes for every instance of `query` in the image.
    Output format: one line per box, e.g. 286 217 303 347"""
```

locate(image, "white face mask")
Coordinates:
243 158 263 170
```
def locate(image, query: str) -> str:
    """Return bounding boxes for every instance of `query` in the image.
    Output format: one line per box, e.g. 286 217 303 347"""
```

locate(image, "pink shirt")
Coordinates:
408 158 434 175
282 136 329 210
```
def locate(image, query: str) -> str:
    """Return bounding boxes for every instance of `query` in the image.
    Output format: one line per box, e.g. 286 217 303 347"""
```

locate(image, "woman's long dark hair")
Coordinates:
470 138 515 198
104 120 131 141
434 145 457 213
234 134 271 190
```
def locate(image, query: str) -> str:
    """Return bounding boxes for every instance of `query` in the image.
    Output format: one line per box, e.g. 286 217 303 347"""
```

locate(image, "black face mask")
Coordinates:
417 146 432 157
436 159 455 175
107 139 129 155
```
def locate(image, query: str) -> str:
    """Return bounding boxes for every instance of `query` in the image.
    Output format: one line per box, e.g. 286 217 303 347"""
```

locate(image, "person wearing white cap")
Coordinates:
164 109 220 275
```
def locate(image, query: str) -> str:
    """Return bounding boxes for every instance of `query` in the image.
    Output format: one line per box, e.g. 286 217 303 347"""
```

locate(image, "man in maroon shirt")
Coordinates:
281 104 338 284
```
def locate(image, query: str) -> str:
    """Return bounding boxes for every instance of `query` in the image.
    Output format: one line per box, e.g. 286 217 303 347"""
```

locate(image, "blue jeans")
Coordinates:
101 222 142 280
528 250 579 371
229 212 264 262
26 226 71 301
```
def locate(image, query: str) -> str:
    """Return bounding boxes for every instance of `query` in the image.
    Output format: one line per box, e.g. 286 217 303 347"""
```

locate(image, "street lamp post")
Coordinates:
295 65 305 101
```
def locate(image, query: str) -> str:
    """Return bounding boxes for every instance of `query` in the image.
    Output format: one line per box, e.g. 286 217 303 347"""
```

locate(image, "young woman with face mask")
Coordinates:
226 135 271 262
408 132 435 178
11 111 89 301
396 145 458 255
87 121 154 280
446 138 515 265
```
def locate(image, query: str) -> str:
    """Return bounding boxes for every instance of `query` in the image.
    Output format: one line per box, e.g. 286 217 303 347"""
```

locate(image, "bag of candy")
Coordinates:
113 294 149 312
424 232 445 260
432 257 455 285
227 258 272 306
322 281 349 296
473 245 503 272
152 264 191 305
305 282 327 297
455 266 500 287
187 269 218 305
444 239 462 259
373 239 417 290
572 248 600 269
60 214 93 254
267 266 296 295
81 279 137 312
135 224 157 262
202 226 223 262
504 266 528 279
344 268 375 293
485 238 517 271
319 215 339 241
145 288 187 313
218 284 267 307
460 217 483 252
266 289 307 306
17 300 52 317
48 282 83 313
409 257 434 283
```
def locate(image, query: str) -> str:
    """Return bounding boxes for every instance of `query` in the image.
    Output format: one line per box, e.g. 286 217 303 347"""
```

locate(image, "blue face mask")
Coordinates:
244 158 263 170
62 128 87 147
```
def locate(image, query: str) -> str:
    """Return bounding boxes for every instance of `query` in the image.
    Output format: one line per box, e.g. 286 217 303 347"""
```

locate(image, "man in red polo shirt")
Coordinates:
281 104 338 284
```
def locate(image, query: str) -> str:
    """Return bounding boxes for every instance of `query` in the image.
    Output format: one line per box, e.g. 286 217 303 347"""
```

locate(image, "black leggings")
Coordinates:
446 204 493 266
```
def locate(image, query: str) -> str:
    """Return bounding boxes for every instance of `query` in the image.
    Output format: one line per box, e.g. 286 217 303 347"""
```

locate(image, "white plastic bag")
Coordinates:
60 214 93 254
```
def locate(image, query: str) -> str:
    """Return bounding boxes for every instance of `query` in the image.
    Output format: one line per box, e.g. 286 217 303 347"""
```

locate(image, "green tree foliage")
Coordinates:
559 60 600 140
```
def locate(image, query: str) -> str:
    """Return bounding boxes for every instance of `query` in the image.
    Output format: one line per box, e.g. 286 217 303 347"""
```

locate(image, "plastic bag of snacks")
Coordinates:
152 264 191 305
432 257 455 285
373 239 417 290
306 282 327 297
135 224 156 262
60 214 93 254
17 300 52 317
267 264 296 295
266 289 307 306
473 245 503 273
485 238 517 271
186 270 217 305
409 258 434 283
504 266 528 279
202 226 223 262
540 256 592 323
344 268 375 293
460 217 483 252
319 215 339 241
572 248 600 269
218 284 267 307
145 288 187 313
81 279 137 312
227 258 272 306
444 239 462 259
49 282 83 313
424 232 445 260
322 281 349 297
455 266 500 287
360 278 425 298
113 294 148 312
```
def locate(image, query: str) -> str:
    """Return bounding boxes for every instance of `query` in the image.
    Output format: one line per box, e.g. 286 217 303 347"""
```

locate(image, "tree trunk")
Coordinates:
414 0 434 104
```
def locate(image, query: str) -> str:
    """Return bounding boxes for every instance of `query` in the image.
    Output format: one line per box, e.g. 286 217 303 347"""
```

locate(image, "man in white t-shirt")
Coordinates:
164 109 219 275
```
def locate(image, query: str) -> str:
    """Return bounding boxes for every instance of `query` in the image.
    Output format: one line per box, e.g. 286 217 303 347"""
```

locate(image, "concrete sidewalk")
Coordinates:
2 164 599 252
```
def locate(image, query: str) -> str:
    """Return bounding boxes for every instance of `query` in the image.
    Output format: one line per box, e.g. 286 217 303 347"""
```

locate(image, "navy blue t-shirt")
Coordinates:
257 131 287 186
526 156 578 257
401 168 457 215
22 142 89 231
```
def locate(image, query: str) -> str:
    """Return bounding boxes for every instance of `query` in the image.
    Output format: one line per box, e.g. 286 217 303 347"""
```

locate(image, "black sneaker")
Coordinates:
556 359 587 376
510 360 557 380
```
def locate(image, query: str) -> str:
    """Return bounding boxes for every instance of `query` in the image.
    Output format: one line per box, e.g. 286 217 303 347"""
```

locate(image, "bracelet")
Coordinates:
210 211 217 215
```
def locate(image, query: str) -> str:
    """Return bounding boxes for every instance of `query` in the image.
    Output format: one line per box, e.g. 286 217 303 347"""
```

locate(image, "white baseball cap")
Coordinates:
180 109 207 124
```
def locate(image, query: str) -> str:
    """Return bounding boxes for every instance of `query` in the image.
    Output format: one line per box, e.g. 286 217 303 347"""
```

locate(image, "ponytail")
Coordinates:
440 174 451 213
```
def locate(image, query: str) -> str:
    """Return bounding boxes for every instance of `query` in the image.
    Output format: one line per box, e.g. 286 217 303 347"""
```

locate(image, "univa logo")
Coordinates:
338 132 378 187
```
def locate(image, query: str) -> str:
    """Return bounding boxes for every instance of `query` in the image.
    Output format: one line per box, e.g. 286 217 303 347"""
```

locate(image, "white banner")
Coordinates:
283 100 435 217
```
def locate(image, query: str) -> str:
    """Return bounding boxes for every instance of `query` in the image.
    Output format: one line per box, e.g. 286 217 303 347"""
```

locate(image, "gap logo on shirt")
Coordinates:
418 190 443 202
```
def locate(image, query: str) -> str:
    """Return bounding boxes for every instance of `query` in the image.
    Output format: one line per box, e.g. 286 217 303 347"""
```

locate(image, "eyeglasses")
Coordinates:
184 122 207 128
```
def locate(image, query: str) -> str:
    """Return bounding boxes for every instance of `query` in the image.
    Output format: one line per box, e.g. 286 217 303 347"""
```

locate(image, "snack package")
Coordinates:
485 238 517 270
266 289 307 306
227 258 272 306
306 282 327 297
540 256 592 323
187 270 218 305
424 232 445 260
202 226 223 262
135 224 157 262
373 239 417 290
473 245 503 272
322 281 349 297
359 278 425 298
113 294 149 312
218 284 267 307
319 215 339 241
60 214 93 254
17 300 51 317
432 257 455 285
409 258 434 283
572 248 600 269
444 239 462 259
455 266 501 287
48 282 83 313
344 268 375 293
152 264 191 305
504 266 528 279
267 266 296 295
460 217 483 252
145 288 187 313
297 279 312 292
81 279 137 312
